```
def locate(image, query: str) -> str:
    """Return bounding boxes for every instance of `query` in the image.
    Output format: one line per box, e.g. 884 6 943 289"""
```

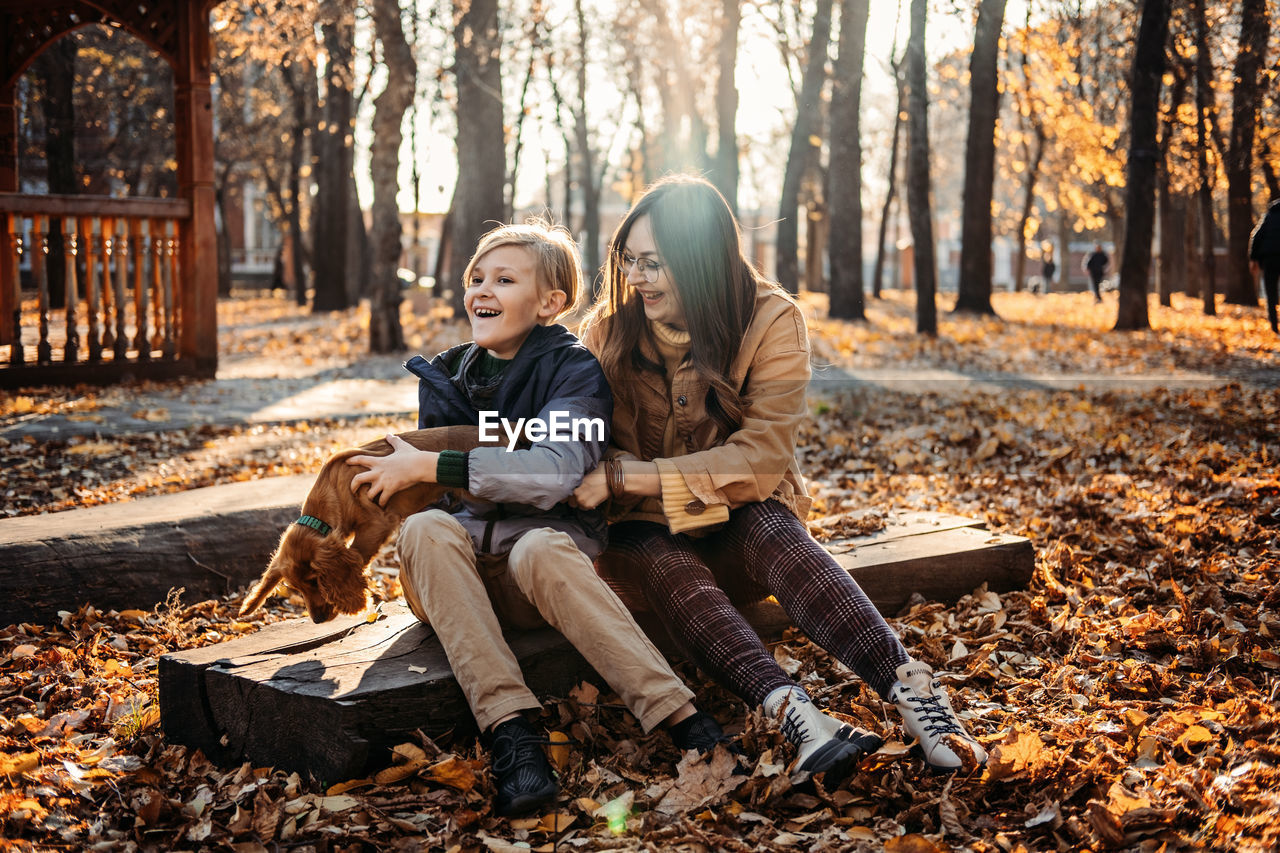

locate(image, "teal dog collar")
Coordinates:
295 515 333 536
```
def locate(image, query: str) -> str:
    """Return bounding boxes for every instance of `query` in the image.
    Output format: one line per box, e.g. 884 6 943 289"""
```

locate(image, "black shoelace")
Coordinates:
492 730 554 777
906 695 965 736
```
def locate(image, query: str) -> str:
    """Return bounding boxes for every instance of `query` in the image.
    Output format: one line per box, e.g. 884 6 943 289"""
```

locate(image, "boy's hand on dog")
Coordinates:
348 434 440 507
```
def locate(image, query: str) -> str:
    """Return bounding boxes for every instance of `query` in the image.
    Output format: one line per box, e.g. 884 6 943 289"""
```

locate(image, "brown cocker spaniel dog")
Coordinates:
240 425 490 623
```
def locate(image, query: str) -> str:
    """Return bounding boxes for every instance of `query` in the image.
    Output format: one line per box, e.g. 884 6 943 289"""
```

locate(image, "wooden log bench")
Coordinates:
0 476 312 627
159 512 1034 784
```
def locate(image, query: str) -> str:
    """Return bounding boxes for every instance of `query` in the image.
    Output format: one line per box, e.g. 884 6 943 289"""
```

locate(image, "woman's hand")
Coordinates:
571 464 610 510
348 434 438 507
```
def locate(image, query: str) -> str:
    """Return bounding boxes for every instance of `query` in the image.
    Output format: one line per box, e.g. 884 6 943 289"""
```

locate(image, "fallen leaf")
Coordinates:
884 833 945 852
426 755 478 792
986 730 1049 781
656 747 746 814
547 731 571 772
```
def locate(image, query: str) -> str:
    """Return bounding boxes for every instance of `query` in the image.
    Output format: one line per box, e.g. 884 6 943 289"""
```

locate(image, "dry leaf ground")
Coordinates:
1 289 1278 852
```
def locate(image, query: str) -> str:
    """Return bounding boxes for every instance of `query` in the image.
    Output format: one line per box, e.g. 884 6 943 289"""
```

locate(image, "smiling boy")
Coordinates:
347 222 729 817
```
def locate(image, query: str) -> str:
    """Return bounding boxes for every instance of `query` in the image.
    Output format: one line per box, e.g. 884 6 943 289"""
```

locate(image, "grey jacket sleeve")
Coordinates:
465 394 611 510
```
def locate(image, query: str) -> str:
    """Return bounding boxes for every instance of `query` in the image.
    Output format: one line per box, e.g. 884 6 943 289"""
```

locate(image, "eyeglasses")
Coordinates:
617 251 664 283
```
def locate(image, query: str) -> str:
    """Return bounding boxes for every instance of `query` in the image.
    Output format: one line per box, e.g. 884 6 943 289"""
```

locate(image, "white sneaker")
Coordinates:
763 685 882 785
888 662 987 772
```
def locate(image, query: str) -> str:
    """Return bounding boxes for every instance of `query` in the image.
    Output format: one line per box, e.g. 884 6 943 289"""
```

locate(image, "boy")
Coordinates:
348 222 726 816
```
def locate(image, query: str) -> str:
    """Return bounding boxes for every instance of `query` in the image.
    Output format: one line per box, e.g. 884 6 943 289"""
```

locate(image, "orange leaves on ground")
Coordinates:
653 746 747 815
985 729 1054 782
4 293 1279 850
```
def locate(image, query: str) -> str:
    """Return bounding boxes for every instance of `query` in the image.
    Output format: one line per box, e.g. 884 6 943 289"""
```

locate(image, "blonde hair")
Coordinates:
463 220 584 319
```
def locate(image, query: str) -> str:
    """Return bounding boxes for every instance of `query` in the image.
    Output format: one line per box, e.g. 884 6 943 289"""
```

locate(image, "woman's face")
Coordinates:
621 215 686 329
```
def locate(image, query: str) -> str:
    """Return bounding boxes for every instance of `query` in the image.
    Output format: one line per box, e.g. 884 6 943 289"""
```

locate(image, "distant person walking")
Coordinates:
1084 245 1109 303
1041 254 1057 294
1248 198 1280 334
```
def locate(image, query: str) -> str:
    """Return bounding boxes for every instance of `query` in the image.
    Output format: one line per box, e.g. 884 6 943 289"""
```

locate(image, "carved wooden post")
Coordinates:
162 229 177 359
113 219 128 362
131 217 148 359
149 219 164 352
62 216 79 363
174 1 219 375
3 213 20 365
33 215 52 363
101 217 116 353
0 83 15 348
83 217 101 362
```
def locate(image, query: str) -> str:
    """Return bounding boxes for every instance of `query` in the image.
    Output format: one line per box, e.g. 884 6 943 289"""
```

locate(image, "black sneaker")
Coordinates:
669 711 741 754
489 717 558 816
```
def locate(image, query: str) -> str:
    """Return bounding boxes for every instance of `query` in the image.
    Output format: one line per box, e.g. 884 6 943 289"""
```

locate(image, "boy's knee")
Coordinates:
400 509 469 552
508 528 591 586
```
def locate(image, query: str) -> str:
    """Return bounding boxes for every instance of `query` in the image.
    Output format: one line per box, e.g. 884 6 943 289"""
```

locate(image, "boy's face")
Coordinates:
465 245 566 360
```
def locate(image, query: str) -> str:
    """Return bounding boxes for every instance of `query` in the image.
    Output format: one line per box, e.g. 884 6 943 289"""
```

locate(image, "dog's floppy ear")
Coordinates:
240 563 285 615
312 539 371 616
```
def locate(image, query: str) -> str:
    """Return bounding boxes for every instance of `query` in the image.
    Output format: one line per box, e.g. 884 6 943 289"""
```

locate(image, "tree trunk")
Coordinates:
1159 189 1189 305
214 162 234 298
1157 64 1187 305
368 0 416 354
35 37 78 309
347 168 370 305
280 59 314 307
905 0 937 335
446 0 506 317
1183 196 1198 296
1224 0 1268 306
713 0 741 215
1193 0 1216 316
953 0 1007 315
506 18 542 221
1113 0 1169 331
574 0 600 297
776 0 834 295
826 0 870 320
312 2 356 312
1013 124 1044 294
871 59 905 301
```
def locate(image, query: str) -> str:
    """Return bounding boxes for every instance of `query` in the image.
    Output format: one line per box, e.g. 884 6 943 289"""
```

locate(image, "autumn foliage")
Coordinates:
1 292 1278 851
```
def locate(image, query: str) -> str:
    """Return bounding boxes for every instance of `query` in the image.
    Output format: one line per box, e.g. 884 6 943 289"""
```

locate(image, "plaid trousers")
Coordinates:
600 500 910 705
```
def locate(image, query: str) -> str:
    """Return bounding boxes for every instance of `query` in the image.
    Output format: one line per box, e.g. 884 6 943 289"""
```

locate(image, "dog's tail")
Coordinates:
240 561 284 615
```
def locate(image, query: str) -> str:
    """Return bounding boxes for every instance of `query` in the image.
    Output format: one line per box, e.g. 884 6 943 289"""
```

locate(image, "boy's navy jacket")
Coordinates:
404 323 612 558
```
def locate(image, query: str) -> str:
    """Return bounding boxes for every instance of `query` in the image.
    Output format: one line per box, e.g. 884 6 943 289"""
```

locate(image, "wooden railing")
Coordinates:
0 193 210 387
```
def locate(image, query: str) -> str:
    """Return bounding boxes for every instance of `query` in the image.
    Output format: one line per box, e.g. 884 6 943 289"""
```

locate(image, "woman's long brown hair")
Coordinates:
584 174 769 436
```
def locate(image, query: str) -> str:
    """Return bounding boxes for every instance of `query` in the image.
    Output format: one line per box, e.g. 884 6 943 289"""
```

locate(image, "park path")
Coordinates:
0 357 1242 443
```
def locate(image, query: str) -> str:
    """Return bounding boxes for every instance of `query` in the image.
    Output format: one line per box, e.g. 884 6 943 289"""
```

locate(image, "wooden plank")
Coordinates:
0 192 191 219
158 610 370 764
161 601 594 783
736 527 1035 641
0 356 216 388
838 526 1034 610
0 475 310 626
158 517 1035 782
810 510 988 546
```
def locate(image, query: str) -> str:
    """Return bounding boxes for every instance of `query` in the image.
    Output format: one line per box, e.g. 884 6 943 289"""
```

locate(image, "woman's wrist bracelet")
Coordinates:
606 459 626 498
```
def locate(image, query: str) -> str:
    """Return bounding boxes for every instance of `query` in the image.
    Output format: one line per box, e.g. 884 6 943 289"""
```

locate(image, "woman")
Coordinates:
573 175 986 783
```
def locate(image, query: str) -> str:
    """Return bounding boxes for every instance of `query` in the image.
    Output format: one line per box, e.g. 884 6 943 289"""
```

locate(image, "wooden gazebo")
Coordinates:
0 0 220 387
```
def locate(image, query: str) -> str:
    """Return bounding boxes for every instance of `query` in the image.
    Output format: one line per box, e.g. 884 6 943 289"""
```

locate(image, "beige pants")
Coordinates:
398 509 694 733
